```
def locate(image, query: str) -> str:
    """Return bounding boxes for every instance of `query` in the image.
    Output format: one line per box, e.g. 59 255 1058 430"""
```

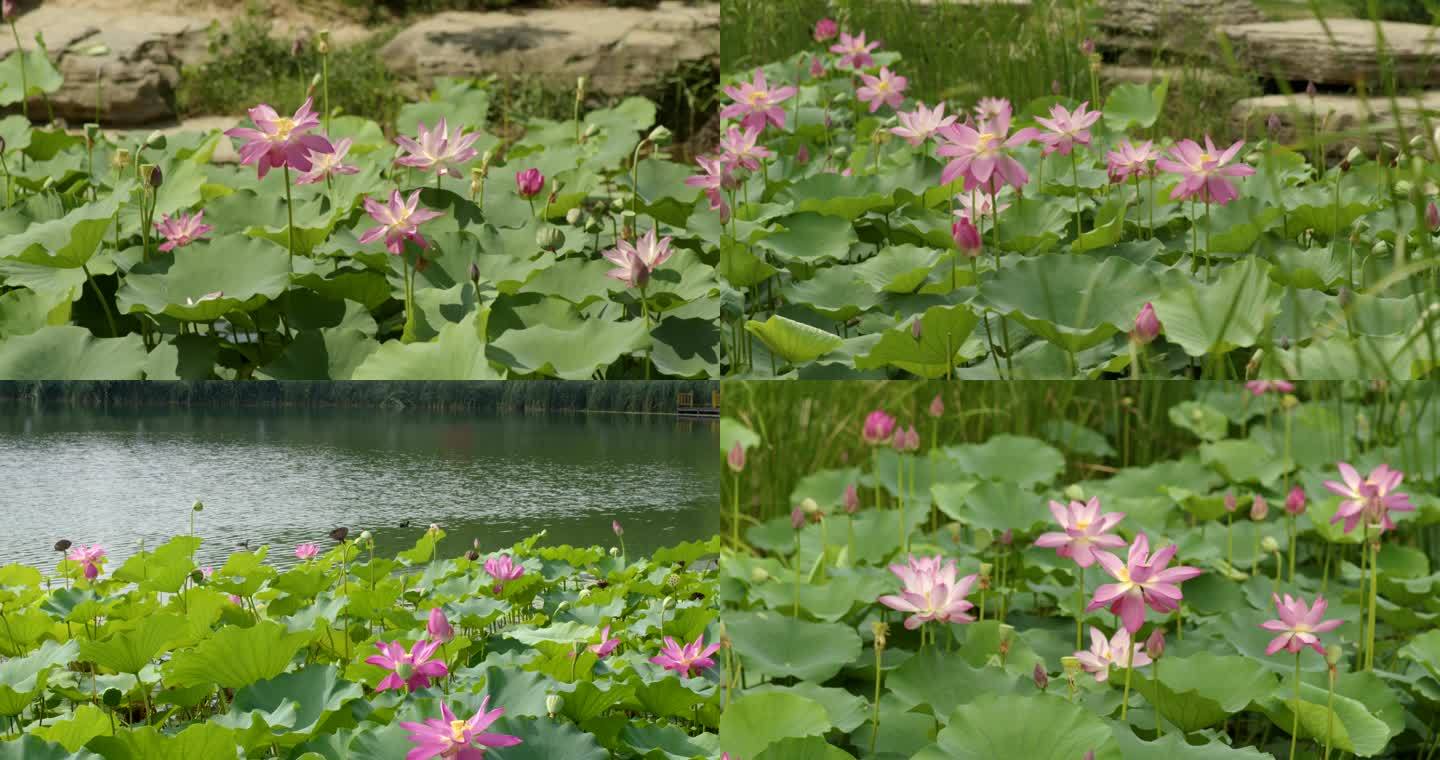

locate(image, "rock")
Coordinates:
0 6 210 126
1231 92 1440 156
380 1 718 97
1222 19 1440 88
1097 0 1262 54
1100 64 1241 89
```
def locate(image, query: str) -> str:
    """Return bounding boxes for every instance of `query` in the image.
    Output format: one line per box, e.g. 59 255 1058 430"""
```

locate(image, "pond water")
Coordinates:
0 405 719 570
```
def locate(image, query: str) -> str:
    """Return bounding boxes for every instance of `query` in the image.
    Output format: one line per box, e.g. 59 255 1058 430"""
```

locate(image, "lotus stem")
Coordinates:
1070 152 1082 239
9 21 28 170
1324 663 1335 760
1290 650 1301 760
1075 565 1084 651
731 471 741 549
1120 634 1136 720
1366 530 1379 671
1153 656 1163 737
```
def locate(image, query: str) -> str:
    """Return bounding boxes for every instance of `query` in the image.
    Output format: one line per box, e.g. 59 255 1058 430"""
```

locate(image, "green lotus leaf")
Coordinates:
352 318 502 380
745 315 842 364
259 328 379 380
853 304 979 378
0 735 102 760
756 212 857 264
1104 81 1169 130
997 199 1070 253
488 317 649 379
755 737 856 760
919 693 1120 760
226 665 365 742
0 326 146 379
87 722 240 760
1111 730 1271 759
887 648 1026 723
719 691 832 759
1136 652 1279 732
164 620 309 690
853 245 944 293
944 434 1064 488
725 611 861 682
0 192 120 270
784 265 878 321
79 614 185 676
1258 679 1395 757
116 236 291 321
0 48 63 106
979 254 1158 353
1153 258 1273 357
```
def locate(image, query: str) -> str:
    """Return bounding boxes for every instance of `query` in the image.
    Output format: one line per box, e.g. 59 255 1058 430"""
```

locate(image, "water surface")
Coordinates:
0 406 719 569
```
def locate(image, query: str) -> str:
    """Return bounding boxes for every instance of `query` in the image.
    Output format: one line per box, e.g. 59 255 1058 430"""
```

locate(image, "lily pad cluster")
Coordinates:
0 77 720 379
0 524 722 758
718 26 1440 379
718 383 1440 758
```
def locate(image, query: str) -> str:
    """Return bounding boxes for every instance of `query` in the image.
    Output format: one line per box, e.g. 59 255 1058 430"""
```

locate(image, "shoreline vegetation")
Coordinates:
0 380 716 413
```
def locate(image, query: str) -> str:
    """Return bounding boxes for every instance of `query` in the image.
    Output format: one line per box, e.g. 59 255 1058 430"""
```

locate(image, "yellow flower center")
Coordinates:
450 720 468 743
748 91 768 106
1074 519 1091 530
273 117 296 141
875 81 890 93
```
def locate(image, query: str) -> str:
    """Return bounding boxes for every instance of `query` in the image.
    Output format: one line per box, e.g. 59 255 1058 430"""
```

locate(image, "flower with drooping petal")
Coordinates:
862 410 897 445
856 66 907 113
295 137 360 185
1155 136 1255 205
395 119 482 177
224 97 332 179
602 227 674 289
589 625 620 659
1261 593 1341 656
1245 380 1295 395
726 441 746 473
890 102 955 145
515 168 544 198
1106 139 1159 183
358 190 443 255
399 697 522 759
937 109 1039 193
684 154 734 222
718 125 773 172
813 17 838 42
1323 462 1414 534
650 634 720 678
877 554 978 630
294 543 319 561
155 210 213 252
720 69 796 132
427 608 454 645
1035 101 1101 156
1034 497 1127 568
484 554 525 594
1087 533 1203 633
974 97 1011 123
365 638 449 693
67 545 106 580
1074 626 1151 683
830 31 879 69
1132 302 1160 344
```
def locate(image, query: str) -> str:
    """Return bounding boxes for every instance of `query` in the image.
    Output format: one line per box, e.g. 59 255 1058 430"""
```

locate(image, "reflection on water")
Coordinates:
0 406 719 569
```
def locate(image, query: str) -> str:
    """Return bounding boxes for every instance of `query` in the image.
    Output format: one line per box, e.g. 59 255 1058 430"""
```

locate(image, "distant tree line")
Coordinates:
0 381 716 413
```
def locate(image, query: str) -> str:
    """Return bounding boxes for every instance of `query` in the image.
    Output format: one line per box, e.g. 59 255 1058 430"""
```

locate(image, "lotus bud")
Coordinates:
951 216 982 257
1346 146 1365 165
1131 302 1160 344
1325 644 1343 667
427 607 454 644
1145 628 1165 658
1261 535 1280 554
1428 200 1440 230
928 394 944 417
726 441 746 473
844 483 859 513
609 546 620 557
872 621 889 651
1250 494 1268 521
1305 80 1318 97
1224 492 1237 512
1051 79 1062 95
1000 528 1013 546
647 125 672 145
468 261 480 284
790 506 806 530
750 566 770 583
910 318 922 340
565 207 583 226
1033 662 1050 690
112 148 133 172
1338 286 1353 307
1278 335 1291 350
1080 38 1095 56
1266 113 1282 137
145 130 167 150
546 693 563 718
1285 486 1306 516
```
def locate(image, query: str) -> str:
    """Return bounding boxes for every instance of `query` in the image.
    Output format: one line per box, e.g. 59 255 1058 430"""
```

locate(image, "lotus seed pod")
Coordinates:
1346 146 1365 165
583 123 600 140
800 497 819 514
1338 286 1353 307
1033 662 1050 690
465 549 479 561
1061 656 1082 676
584 216 602 233
565 207 583 226
578 587 590 600
536 225 565 252
1325 644 1343 666
750 566 769 583
358 530 373 545
546 694 563 717
102 688 123 708
1244 151 1262 165
666 573 681 588
1394 180 1413 197
647 125 672 144
1063 484 1085 501
145 130 166 150
609 547 620 557
0 135 5 154
54 539 72 552
141 163 162 188
1281 393 1299 410
192 500 204 512
872 621 889 651
316 30 331 54
1370 240 1387 257
1261 535 1280 554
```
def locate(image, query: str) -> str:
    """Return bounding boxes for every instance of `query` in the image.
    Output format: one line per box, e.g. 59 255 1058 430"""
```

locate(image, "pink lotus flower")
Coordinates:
953 189 1009 222
718 125 773 172
1106 139 1159 183
1035 101 1101 156
890 102 954 146
589 625 620 659
951 216 982 257
1132 302 1160 344
1 0 12 22
365 639 449 693
1088 534 1203 633
399 697 521 759
484 554 525 594
295 137 360 185
155 211 213 252
974 97 1011 123
1155 136 1255 205
1251 494 1269 521
813 17 838 42
427 608 454 645
726 441 746 473
937 110 1039 193
720 69 796 132
650 634 720 678
1261 593 1341 656
602 227 674 289
862 410 897 445
67 545 105 581
515 168 544 199
224 98 332 179
1285 486 1307 516
877 555 978 630
1034 497 1127 568
684 154 734 223
808 55 825 79
395 119 482 177
1224 492 1238 512
856 67 907 113
1245 380 1295 395
1323 462 1414 534
928 394 944 417
1428 200 1440 230
829 31 879 69
1074 626 1151 683
294 543 319 561
359 189 443 255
